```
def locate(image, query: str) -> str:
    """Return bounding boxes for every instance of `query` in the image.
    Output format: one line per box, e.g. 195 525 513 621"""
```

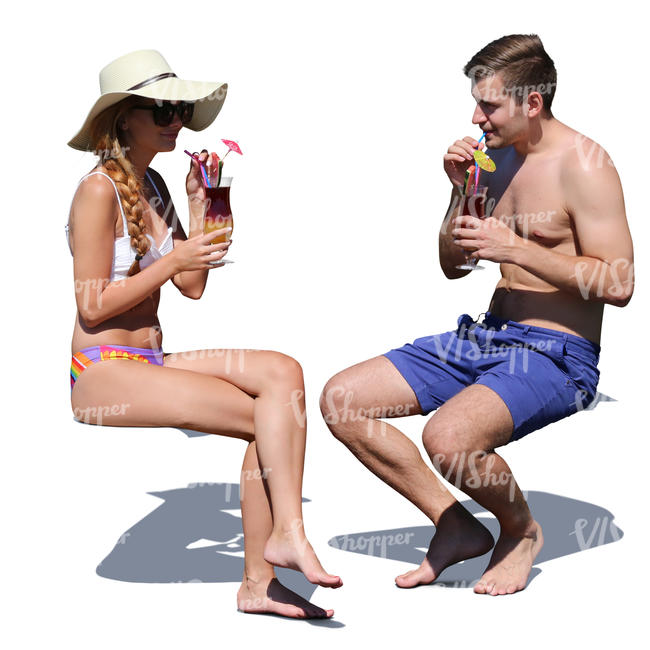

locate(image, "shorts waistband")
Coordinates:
457 311 601 355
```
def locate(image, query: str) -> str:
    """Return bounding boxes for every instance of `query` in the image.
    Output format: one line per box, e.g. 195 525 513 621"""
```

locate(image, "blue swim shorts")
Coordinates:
383 311 601 442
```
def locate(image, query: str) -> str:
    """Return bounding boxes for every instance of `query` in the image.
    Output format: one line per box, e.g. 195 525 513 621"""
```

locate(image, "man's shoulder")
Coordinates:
558 127 624 218
559 127 615 178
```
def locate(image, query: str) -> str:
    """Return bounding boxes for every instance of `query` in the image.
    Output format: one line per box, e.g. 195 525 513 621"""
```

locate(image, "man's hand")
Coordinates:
451 215 523 264
444 136 485 188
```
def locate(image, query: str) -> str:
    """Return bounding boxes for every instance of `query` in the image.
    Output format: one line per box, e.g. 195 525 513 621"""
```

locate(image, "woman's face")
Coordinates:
119 98 184 154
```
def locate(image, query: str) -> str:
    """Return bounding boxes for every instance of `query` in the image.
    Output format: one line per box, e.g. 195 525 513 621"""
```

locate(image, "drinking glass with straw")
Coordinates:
455 132 489 271
184 149 235 266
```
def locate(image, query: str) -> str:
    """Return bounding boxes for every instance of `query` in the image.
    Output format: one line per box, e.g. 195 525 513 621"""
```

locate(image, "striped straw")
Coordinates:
473 132 486 195
184 149 211 187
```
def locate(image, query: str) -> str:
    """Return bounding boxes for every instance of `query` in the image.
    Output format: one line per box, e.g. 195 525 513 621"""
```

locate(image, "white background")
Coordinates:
3 0 646 647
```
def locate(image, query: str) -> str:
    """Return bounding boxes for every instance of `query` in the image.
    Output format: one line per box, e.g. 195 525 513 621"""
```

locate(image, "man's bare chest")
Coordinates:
486 157 575 250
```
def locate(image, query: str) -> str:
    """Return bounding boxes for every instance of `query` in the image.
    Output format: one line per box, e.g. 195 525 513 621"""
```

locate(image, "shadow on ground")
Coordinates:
96 482 344 626
327 490 623 589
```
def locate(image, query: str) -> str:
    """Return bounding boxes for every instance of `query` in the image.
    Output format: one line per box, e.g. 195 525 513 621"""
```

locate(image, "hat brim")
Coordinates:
67 77 228 151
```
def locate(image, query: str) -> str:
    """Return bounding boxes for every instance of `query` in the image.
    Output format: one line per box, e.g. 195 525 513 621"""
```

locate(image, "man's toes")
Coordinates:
507 584 517 594
395 572 412 585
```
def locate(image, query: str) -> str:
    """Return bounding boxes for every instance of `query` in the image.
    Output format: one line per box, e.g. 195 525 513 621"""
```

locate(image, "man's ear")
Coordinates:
527 91 545 117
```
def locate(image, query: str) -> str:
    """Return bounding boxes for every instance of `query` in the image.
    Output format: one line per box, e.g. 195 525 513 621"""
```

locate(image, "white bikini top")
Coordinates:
65 169 174 282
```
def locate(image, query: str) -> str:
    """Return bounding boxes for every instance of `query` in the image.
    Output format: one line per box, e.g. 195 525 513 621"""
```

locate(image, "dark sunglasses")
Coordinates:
132 100 195 127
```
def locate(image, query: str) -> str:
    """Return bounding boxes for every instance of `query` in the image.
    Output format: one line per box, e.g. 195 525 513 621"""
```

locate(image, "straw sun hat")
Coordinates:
68 49 228 151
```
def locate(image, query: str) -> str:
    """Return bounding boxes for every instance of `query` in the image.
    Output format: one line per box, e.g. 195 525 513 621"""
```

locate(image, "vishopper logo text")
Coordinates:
570 516 621 551
443 200 558 237
572 257 633 303
92 144 131 162
465 65 557 118
73 402 131 425
430 449 519 502
316 386 415 428
163 348 264 375
429 322 562 373
329 531 416 558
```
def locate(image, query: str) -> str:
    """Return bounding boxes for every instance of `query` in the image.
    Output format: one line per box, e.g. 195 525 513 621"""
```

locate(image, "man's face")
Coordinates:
470 73 527 149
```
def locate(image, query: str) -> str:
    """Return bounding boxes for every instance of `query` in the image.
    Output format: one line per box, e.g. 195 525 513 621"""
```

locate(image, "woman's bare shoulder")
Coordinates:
73 169 117 203
69 169 120 233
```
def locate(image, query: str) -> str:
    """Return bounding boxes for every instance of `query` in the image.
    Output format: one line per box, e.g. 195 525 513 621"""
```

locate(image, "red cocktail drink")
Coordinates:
455 184 489 271
204 180 233 245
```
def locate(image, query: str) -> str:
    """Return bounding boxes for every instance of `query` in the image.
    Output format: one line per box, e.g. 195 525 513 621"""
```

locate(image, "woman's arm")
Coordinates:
71 175 180 328
148 168 211 300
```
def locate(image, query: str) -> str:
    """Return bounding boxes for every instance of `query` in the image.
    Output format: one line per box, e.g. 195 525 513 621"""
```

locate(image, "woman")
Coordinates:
66 50 341 619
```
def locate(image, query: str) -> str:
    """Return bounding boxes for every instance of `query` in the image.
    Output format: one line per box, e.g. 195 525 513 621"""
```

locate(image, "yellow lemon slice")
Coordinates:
473 149 496 172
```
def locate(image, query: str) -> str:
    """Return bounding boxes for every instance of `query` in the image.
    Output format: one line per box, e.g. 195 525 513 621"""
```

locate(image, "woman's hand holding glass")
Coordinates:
171 227 233 272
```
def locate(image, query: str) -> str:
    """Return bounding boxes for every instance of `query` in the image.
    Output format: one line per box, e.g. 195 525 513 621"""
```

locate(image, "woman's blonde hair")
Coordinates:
86 96 151 277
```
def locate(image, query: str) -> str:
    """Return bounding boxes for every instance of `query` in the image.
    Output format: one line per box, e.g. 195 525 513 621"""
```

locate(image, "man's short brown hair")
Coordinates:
463 34 557 116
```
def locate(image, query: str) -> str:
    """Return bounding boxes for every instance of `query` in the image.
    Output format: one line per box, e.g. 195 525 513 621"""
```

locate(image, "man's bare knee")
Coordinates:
320 374 361 433
422 418 468 471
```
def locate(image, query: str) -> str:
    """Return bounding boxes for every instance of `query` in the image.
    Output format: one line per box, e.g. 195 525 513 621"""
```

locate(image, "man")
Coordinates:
320 34 634 596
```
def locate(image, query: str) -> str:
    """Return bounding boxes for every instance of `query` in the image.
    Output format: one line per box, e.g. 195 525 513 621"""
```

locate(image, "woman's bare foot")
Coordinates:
395 508 494 588
474 519 544 596
237 575 333 619
263 520 342 588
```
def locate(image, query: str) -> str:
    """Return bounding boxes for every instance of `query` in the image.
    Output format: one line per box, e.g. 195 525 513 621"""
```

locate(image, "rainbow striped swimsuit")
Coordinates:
70 344 165 392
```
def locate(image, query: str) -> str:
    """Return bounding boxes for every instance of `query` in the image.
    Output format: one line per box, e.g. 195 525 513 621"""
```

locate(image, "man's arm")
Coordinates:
510 152 634 307
439 185 472 279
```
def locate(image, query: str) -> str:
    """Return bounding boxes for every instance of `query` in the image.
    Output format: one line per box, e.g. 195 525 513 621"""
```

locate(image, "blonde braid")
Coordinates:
88 99 151 277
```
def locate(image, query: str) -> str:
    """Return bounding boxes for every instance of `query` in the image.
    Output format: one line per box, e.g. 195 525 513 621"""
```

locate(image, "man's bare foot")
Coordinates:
264 520 343 588
474 519 544 596
395 508 494 588
237 575 333 619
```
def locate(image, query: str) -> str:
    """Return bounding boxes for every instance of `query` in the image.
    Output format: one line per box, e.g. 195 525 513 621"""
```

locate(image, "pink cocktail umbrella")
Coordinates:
221 139 243 160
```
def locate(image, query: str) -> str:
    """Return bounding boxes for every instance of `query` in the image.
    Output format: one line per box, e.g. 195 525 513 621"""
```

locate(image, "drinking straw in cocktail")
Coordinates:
463 168 471 194
183 149 211 187
201 162 211 187
473 132 486 193
473 165 482 195
217 160 224 187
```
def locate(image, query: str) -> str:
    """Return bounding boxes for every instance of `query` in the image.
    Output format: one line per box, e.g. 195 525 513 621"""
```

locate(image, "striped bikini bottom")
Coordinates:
70 344 165 392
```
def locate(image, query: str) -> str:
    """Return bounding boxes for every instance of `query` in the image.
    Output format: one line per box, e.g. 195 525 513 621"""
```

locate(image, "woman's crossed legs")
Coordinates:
70 347 341 619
